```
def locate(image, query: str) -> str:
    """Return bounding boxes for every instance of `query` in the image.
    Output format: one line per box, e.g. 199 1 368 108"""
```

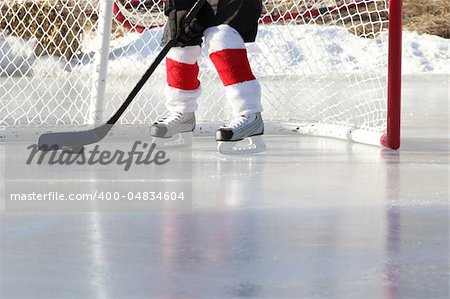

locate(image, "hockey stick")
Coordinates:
38 0 206 152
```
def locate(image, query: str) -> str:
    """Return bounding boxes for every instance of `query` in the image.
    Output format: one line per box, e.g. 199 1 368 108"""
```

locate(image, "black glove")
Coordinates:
167 10 205 44
165 0 207 46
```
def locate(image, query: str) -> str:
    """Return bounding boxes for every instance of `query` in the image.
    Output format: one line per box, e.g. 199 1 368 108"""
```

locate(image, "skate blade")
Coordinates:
217 135 266 155
151 132 193 149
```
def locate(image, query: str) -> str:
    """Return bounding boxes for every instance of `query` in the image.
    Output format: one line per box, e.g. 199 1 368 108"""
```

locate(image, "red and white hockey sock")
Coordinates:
165 46 202 113
205 25 262 116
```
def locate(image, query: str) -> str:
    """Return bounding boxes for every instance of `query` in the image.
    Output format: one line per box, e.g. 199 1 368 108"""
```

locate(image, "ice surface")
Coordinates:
0 76 448 298
1 17 449 298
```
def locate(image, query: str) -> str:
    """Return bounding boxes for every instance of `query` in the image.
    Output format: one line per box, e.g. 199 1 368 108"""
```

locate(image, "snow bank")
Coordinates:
0 34 35 77
402 31 449 74
255 26 449 76
1 25 448 77
248 25 389 76
97 25 450 76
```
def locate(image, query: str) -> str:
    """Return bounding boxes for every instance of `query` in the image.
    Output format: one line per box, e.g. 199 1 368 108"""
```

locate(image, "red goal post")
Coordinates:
385 0 402 150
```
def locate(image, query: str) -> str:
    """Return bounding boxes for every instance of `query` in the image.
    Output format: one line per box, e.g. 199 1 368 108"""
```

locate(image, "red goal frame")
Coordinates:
383 0 402 150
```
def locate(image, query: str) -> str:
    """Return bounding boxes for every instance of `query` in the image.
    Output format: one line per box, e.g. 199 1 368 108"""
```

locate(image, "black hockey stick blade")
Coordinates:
37 0 206 152
38 124 111 151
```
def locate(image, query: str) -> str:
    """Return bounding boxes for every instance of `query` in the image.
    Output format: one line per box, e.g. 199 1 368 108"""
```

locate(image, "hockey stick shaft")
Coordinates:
107 0 206 125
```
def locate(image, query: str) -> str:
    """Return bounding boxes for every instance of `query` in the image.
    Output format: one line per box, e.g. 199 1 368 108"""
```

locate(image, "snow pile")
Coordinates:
0 34 35 77
252 26 449 76
402 31 449 74
248 25 389 76
103 25 450 77
1 25 449 77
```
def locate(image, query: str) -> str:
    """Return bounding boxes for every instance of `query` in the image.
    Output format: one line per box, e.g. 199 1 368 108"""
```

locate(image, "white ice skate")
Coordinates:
149 111 195 148
215 113 265 155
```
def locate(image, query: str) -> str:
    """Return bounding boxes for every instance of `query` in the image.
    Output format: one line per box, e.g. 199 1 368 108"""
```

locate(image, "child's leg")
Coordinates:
164 45 202 112
204 25 265 154
204 25 262 116
149 45 201 139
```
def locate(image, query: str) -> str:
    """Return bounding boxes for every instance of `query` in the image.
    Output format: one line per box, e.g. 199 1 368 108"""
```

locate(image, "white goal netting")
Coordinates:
0 0 392 142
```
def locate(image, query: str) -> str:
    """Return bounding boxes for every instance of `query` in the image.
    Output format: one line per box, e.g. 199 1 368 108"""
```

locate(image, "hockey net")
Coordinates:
0 0 401 147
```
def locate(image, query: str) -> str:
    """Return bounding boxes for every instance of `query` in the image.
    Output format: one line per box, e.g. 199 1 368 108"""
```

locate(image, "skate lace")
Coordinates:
224 115 253 129
157 111 183 125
